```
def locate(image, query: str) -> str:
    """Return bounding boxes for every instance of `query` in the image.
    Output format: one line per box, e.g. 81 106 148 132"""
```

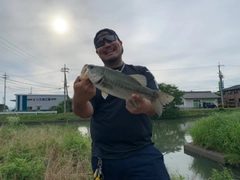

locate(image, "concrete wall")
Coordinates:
181 99 218 109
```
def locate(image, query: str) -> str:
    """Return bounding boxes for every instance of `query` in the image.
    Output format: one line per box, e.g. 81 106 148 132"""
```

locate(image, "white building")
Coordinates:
180 91 220 109
15 94 67 111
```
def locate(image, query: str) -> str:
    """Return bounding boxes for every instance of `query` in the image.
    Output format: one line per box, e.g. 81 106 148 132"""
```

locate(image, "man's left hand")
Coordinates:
125 94 151 115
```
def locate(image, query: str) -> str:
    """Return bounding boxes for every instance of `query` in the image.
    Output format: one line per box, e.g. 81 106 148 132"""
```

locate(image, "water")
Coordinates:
78 118 239 179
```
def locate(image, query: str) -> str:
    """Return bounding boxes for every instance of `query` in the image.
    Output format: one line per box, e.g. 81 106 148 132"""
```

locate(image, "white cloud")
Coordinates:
1 0 240 108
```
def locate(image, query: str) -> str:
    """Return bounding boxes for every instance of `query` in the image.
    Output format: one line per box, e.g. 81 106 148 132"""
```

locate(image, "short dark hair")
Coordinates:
94 28 120 49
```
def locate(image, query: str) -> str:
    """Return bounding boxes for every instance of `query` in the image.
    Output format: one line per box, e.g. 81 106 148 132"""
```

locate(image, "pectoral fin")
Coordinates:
101 91 108 99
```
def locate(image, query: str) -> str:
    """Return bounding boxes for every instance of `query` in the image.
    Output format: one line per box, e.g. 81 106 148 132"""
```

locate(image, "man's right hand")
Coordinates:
73 76 96 103
72 76 95 118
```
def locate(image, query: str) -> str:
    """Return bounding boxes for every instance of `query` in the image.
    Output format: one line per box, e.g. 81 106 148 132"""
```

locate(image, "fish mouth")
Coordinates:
79 65 89 80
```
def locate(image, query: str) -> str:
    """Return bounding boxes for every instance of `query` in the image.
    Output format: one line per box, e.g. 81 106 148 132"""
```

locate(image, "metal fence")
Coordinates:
0 111 57 115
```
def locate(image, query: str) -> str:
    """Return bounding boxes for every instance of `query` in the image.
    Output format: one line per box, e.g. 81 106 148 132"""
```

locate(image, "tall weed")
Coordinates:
189 111 240 166
0 124 91 180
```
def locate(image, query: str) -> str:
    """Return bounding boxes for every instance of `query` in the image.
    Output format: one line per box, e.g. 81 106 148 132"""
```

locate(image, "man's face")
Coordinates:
95 33 123 64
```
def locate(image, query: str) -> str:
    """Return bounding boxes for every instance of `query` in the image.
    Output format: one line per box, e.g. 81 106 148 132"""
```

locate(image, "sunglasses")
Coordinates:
95 35 118 48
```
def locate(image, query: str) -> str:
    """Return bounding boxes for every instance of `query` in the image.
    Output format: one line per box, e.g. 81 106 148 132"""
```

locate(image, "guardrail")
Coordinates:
0 111 57 115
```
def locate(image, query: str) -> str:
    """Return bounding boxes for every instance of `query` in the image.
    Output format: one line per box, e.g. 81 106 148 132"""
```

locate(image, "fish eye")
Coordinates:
89 65 93 69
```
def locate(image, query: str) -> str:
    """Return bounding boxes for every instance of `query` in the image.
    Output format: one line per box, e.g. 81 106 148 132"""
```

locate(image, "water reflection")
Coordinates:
187 151 240 180
188 152 220 179
152 119 195 154
78 126 89 136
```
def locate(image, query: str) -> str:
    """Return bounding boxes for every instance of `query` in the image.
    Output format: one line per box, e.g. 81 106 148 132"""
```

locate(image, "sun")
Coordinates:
53 18 68 33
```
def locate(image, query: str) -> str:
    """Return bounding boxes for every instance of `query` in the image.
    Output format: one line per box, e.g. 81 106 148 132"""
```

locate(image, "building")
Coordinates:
223 84 240 107
15 94 67 111
181 91 220 109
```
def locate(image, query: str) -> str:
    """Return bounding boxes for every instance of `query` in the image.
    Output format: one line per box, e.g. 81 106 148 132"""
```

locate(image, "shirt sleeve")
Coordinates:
140 66 160 91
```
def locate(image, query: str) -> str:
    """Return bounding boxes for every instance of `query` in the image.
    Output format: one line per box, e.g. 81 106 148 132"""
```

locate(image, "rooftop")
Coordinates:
183 91 220 99
223 84 240 91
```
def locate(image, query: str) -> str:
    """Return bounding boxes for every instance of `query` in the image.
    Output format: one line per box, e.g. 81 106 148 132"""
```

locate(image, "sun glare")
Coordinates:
53 18 67 33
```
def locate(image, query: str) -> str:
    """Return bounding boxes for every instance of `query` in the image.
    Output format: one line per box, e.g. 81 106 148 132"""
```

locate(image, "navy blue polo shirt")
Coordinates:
90 64 159 159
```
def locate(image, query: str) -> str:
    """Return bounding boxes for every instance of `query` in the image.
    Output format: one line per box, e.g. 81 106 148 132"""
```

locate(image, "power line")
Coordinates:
0 36 60 70
0 27 49 59
150 65 217 71
8 78 60 89
0 69 62 90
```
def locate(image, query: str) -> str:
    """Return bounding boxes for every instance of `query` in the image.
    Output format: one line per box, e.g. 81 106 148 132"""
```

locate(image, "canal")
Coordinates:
77 118 239 179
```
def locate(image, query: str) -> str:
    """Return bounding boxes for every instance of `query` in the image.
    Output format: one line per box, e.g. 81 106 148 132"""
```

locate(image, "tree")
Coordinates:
51 98 72 113
151 83 184 120
0 104 9 112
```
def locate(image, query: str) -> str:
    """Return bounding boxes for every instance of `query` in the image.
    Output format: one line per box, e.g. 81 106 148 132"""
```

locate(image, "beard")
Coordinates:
102 48 124 66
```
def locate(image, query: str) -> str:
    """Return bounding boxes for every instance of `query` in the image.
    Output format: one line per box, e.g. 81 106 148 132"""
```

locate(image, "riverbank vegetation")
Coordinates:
1 120 238 179
0 113 85 124
1 108 239 124
189 111 240 179
0 124 91 180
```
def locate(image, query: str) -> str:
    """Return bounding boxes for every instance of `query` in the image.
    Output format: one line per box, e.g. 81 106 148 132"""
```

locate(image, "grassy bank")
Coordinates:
0 124 91 180
179 107 239 117
0 108 239 124
189 111 240 167
0 113 86 124
1 109 239 179
1 123 236 180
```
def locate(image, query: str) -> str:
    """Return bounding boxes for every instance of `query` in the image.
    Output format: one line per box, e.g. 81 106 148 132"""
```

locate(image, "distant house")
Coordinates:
14 94 67 111
223 84 240 107
181 91 220 109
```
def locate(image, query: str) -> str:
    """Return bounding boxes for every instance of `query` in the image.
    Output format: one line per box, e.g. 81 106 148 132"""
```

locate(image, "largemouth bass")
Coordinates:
79 64 174 116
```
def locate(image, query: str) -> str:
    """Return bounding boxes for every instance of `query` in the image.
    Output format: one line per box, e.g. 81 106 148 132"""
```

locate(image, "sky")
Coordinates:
0 0 240 108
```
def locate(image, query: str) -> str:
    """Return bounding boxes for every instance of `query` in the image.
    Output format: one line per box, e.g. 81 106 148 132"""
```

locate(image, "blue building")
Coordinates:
15 94 67 111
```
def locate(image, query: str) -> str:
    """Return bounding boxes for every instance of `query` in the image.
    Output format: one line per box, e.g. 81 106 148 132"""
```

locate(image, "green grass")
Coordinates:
189 111 240 167
1 108 239 124
0 113 86 123
179 107 239 117
0 124 91 180
0 121 237 179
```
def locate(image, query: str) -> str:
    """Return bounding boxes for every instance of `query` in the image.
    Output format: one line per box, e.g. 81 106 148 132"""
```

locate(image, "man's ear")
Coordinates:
96 49 99 55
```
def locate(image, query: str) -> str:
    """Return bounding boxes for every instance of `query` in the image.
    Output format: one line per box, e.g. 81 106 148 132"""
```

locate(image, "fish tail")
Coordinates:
151 91 174 116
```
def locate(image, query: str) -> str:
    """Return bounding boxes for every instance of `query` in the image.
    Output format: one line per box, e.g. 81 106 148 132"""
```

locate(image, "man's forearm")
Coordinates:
72 98 93 118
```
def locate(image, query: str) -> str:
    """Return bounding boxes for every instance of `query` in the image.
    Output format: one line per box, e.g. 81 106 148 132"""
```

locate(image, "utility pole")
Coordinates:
2 72 8 111
218 63 224 107
61 64 69 113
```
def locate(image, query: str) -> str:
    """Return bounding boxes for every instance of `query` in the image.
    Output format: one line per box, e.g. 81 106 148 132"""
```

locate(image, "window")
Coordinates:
228 91 232 94
27 107 32 110
234 90 238 94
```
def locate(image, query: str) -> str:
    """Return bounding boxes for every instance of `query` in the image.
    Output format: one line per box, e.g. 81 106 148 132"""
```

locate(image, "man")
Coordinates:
72 28 170 180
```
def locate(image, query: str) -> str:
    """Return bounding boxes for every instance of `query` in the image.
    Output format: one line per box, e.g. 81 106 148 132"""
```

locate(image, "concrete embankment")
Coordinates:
184 142 226 164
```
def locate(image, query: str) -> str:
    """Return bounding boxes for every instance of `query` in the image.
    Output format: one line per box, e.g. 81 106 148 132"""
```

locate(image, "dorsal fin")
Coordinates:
128 74 147 86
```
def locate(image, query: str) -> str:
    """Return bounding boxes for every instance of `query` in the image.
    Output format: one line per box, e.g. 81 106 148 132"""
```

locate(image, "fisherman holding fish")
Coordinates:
73 28 173 180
